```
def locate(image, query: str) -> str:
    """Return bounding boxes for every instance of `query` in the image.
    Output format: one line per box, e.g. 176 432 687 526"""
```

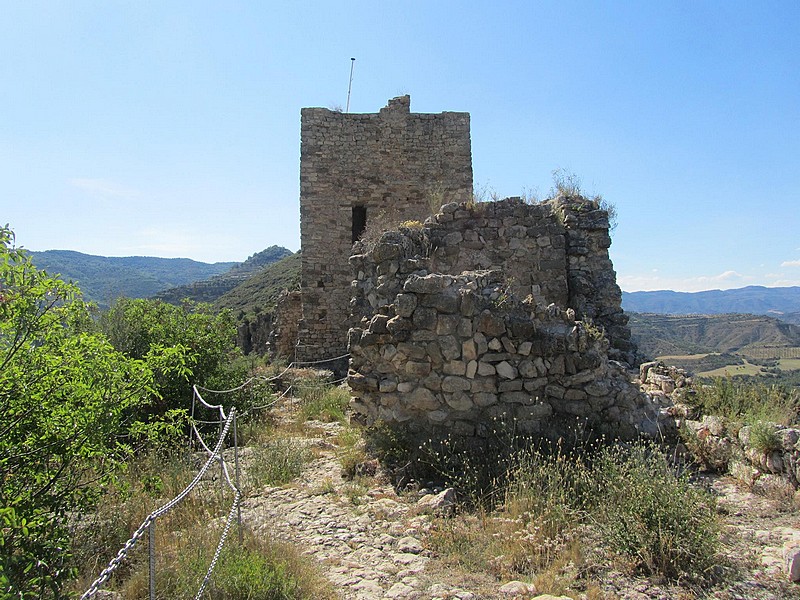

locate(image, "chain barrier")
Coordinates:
80 514 155 599
194 490 242 600
83 352 349 598
81 410 237 599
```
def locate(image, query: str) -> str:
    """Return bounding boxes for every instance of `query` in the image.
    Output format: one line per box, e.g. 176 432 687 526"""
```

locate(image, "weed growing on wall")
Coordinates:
747 421 782 454
426 181 447 214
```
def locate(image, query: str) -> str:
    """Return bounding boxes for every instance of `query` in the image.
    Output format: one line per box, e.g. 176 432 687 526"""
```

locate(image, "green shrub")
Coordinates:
592 443 719 580
689 378 798 425
100 297 250 428
420 436 720 584
748 422 782 454
0 227 178 597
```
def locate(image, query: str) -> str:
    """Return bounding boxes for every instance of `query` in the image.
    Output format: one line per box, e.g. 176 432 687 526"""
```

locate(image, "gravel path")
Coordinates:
237 418 800 600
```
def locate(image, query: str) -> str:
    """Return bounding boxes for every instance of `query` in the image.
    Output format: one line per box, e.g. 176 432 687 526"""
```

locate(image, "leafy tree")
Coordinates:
0 227 187 596
99 297 248 422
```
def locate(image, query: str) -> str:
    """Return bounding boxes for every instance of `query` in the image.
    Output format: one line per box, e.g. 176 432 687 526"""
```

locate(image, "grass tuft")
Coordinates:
748 421 782 454
296 382 350 423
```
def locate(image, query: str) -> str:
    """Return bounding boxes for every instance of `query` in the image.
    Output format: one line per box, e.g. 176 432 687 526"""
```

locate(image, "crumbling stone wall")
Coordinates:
348 197 656 440
269 290 302 359
237 312 274 355
351 196 634 364
298 96 473 364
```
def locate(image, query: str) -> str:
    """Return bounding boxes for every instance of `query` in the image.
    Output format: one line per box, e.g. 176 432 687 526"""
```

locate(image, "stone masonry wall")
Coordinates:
348 197 656 440
348 270 657 440
351 196 634 365
269 290 303 360
298 96 473 363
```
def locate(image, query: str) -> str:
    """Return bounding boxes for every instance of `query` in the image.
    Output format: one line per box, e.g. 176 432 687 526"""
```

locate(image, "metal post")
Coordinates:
189 393 196 452
233 409 243 545
148 519 156 600
218 414 225 495
345 57 355 113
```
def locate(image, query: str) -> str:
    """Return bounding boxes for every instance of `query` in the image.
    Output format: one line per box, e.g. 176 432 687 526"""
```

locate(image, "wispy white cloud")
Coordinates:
781 259 800 268
768 279 800 287
69 178 140 199
697 270 747 284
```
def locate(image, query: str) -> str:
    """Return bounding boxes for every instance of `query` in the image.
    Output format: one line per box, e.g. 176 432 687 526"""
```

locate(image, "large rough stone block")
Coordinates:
477 310 506 336
408 387 439 410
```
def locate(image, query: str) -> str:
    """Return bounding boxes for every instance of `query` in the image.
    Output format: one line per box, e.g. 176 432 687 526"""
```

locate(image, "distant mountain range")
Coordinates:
31 249 800 363
622 286 800 324
30 246 293 309
31 250 237 307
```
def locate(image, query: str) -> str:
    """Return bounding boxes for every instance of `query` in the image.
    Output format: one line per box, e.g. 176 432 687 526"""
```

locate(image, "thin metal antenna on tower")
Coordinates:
346 57 355 113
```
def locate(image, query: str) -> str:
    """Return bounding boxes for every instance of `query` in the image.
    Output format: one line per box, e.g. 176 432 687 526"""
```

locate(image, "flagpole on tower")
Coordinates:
346 58 355 113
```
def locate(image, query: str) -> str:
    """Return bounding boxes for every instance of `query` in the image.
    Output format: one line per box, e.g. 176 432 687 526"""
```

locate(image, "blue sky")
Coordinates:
2 1 798 292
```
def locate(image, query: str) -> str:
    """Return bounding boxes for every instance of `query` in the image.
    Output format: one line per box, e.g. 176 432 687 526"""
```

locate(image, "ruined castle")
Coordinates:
271 96 658 440
295 96 472 365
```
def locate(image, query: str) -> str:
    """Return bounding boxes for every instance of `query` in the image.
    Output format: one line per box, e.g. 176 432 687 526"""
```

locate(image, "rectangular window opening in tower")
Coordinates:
352 205 367 242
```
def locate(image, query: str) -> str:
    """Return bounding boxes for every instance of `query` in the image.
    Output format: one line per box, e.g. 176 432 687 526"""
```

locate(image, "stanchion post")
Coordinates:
148 519 156 600
218 412 225 494
233 408 243 545
190 392 196 452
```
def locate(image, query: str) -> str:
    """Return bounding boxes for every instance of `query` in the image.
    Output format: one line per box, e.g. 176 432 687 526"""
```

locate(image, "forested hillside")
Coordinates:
215 251 301 316
155 246 292 305
629 312 800 359
623 286 800 318
31 250 235 307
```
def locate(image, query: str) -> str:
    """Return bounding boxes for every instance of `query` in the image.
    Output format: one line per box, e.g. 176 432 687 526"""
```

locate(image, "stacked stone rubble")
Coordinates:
348 198 657 440
351 196 634 364
640 361 800 496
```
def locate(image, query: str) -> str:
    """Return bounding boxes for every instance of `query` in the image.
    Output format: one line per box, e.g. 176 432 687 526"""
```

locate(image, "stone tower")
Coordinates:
296 96 473 363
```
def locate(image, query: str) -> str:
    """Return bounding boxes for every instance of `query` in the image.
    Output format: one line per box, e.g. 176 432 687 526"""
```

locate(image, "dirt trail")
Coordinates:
238 418 800 600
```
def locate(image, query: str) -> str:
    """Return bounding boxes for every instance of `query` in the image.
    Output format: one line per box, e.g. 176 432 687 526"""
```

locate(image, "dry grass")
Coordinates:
118 522 335 599
420 440 721 590
70 417 328 598
778 357 800 370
